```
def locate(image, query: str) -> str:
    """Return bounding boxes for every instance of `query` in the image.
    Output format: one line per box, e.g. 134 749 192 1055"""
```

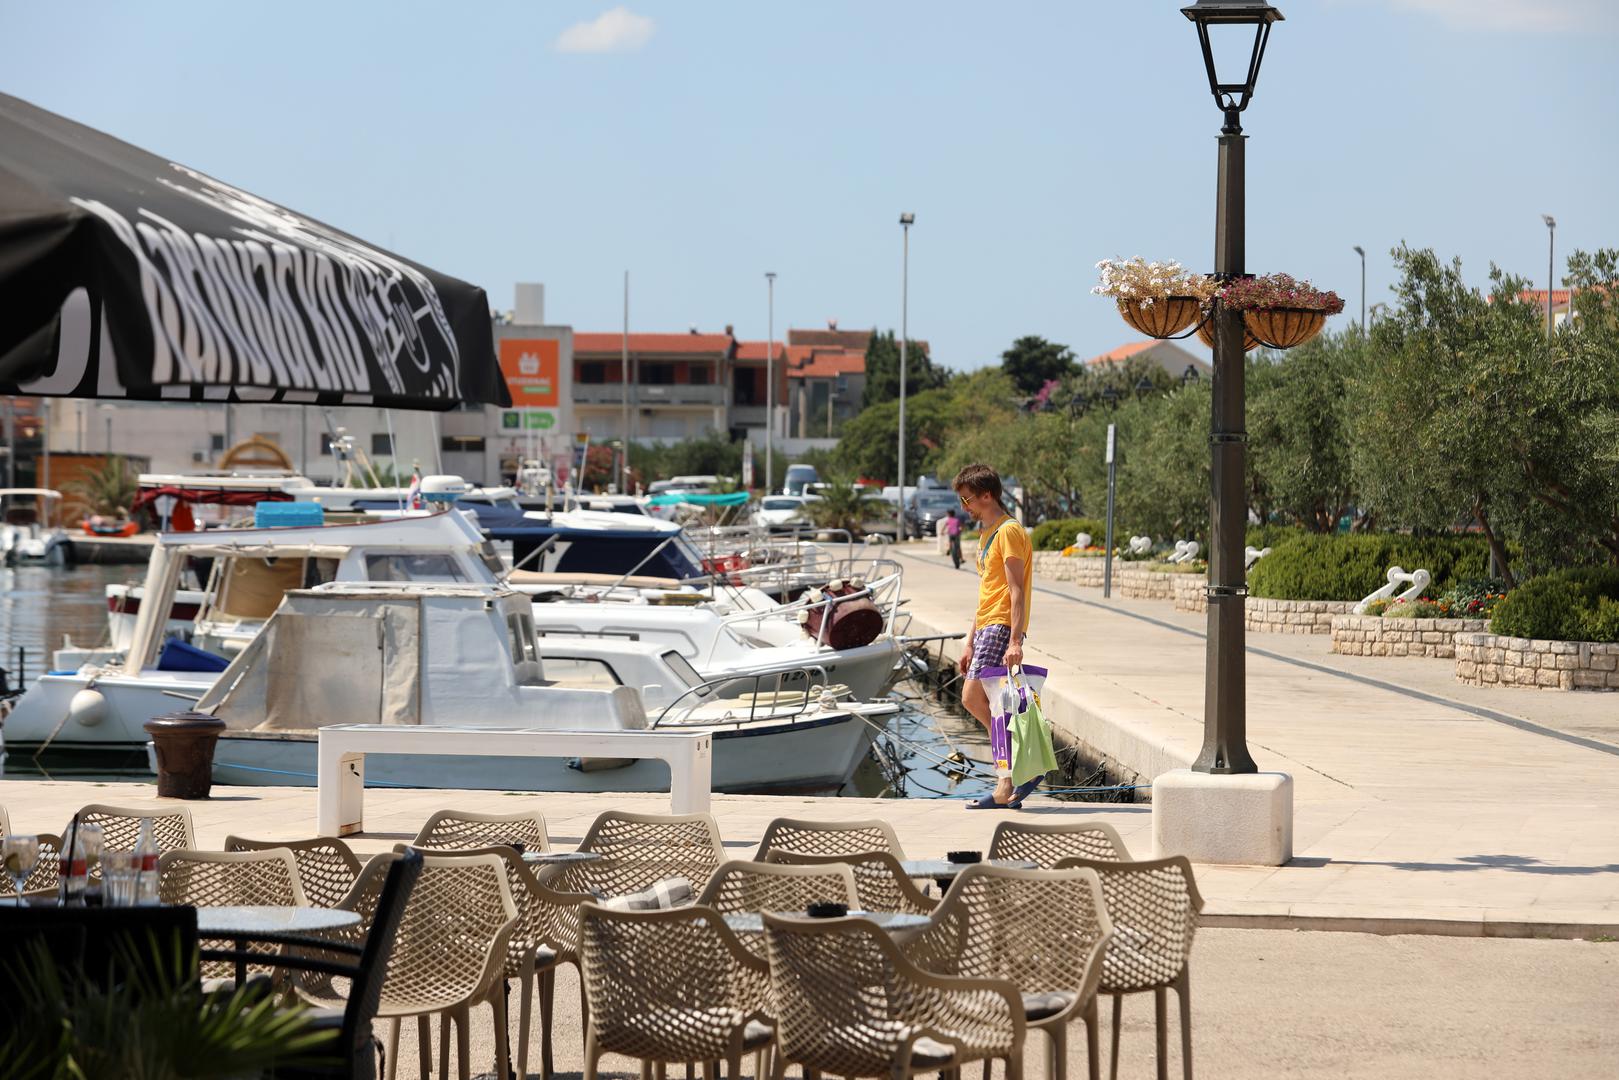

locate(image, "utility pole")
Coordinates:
896 213 914 541
765 271 776 495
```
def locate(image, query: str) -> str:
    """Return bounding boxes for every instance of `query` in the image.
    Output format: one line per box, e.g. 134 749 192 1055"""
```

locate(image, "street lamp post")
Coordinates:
765 271 777 495
897 213 914 541
1183 0 1285 777
1352 245 1366 333
1542 214 1556 342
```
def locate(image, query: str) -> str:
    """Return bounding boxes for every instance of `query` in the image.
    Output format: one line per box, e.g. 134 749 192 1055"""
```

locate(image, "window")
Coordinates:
733 367 760 405
441 436 486 452
370 432 393 456
507 613 538 664
579 362 610 384
320 433 334 455
689 365 712 385
542 656 623 689
364 553 469 583
641 363 675 385
209 433 226 452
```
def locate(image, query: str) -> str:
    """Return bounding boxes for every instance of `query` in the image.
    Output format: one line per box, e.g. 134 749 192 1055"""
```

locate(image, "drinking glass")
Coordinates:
2 834 40 903
101 850 142 908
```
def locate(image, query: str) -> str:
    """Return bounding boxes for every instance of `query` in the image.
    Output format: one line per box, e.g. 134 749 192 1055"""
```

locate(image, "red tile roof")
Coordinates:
1083 340 1162 365
1516 289 1573 307
574 333 734 355
787 328 874 349
787 345 866 380
734 341 786 362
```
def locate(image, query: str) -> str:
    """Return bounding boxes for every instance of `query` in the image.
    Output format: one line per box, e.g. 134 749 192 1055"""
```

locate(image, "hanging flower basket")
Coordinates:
1093 258 1217 340
1218 273 1345 351
1119 296 1202 338
1243 308 1326 349
1194 319 1259 352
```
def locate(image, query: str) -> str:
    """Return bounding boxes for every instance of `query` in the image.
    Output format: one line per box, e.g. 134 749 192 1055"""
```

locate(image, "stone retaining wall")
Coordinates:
1030 552 1200 601
1031 551 1106 588
1172 574 1208 614
1118 570 1190 601
1330 614 1490 659
1454 632 1619 690
1245 597 1355 635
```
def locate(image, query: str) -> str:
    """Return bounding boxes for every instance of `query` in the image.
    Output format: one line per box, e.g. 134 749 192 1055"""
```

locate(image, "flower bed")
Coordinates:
1454 632 1619 691
1245 597 1355 635
1331 614 1490 659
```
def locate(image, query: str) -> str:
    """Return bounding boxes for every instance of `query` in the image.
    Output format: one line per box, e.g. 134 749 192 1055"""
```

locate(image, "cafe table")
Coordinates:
898 858 1039 893
196 905 361 987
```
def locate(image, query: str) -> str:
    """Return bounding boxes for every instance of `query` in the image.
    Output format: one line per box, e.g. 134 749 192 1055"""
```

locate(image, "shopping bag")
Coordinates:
980 664 1052 781
1008 666 1058 786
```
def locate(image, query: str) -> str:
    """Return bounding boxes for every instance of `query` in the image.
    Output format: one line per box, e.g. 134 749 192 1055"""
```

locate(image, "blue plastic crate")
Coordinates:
254 501 324 528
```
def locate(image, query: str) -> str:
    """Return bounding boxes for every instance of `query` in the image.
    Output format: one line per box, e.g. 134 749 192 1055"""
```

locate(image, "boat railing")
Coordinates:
649 663 833 729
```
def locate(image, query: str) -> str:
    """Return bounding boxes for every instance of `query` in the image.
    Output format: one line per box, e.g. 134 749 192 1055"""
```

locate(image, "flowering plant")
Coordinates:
1093 258 1219 307
1219 273 1345 314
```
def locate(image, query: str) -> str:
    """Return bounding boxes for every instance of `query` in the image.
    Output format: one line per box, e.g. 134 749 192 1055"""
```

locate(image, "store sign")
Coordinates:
502 410 557 430
499 338 560 406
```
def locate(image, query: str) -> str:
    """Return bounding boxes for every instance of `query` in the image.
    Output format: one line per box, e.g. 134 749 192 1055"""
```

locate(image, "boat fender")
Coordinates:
806 588 824 604
69 687 110 728
828 578 845 591
850 577 865 590
797 611 810 625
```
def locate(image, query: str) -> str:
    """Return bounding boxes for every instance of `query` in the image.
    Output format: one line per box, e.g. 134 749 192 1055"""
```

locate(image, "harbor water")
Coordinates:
0 562 1023 798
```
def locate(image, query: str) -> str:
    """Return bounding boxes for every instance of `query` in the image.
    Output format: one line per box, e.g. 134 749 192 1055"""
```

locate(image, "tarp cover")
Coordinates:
646 491 751 508
0 93 509 410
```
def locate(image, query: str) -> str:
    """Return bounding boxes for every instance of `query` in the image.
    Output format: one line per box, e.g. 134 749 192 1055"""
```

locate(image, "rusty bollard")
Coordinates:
144 712 226 799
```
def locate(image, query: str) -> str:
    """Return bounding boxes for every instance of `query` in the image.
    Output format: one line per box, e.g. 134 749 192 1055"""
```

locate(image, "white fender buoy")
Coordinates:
69 687 109 728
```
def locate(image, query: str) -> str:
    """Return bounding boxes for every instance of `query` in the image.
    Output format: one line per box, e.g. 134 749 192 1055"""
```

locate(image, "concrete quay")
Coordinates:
891 545 1619 939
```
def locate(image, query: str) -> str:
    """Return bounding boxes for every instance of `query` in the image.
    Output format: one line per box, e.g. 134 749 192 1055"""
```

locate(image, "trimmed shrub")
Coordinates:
1384 598 1446 619
1246 533 1493 601
1489 567 1619 643
1031 517 1108 551
1245 523 1307 552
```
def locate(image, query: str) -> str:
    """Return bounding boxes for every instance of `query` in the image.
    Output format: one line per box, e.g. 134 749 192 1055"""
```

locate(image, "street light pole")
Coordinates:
897 213 914 541
621 270 631 486
1352 244 1366 333
1542 214 1556 342
765 271 776 495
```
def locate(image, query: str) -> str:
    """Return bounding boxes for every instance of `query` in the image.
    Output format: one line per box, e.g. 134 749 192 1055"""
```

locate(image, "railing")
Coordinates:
572 384 725 406
650 663 833 729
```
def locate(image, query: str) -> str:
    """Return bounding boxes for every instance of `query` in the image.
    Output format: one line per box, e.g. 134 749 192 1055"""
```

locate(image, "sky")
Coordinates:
3 0 1615 370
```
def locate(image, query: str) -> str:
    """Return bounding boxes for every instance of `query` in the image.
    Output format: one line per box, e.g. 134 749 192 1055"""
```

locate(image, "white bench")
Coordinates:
316 724 714 837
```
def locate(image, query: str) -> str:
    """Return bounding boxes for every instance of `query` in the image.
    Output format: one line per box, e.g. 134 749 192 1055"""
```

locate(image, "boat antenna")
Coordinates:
385 411 404 514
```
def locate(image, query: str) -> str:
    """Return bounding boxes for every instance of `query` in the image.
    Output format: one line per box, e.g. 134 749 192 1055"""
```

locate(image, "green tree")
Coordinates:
1246 330 1359 532
68 454 138 516
1000 335 1077 396
834 387 963 484
861 330 949 409
802 475 882 535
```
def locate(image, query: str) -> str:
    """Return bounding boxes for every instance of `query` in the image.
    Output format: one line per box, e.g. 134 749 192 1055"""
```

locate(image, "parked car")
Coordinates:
906 489 962 539
752 495 812 533
782 463 819 496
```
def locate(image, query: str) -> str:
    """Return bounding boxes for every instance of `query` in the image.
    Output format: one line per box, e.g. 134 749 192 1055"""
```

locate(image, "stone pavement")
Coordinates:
892 544 1619 937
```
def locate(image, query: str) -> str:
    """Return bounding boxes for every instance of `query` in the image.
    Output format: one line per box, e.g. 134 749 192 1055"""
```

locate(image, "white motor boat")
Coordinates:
3 511 503 753
0 489 70 566
191 584 893 794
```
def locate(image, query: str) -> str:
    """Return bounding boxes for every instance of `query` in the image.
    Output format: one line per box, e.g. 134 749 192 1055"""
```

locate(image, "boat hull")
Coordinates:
205 710 885 794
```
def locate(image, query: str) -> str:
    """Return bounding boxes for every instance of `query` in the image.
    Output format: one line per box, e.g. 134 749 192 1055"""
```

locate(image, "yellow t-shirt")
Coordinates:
974 517 1033 634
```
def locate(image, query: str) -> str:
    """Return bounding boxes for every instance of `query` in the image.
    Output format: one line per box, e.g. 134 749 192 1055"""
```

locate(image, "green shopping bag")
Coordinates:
1009 665 1058 786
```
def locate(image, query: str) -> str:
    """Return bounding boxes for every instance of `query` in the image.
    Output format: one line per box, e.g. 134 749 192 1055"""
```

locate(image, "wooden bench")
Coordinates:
316 724 713 837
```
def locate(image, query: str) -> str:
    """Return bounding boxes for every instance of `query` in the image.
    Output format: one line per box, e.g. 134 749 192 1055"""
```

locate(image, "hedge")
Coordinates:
1489 567 1619 643
1245 533 1493 601
1030 518 1109 551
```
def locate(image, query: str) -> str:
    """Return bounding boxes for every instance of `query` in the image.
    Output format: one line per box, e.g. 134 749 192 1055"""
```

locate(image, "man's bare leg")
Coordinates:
962 678 1015 803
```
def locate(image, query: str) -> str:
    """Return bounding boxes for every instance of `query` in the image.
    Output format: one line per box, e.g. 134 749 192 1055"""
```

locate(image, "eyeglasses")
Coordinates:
958 493 972 507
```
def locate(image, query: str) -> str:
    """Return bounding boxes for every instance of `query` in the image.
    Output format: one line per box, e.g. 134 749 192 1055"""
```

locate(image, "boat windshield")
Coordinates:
365 553 471 583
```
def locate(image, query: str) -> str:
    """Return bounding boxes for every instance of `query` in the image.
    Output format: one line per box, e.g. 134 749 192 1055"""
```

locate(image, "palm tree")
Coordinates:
803 476 880 536
67 454 139 517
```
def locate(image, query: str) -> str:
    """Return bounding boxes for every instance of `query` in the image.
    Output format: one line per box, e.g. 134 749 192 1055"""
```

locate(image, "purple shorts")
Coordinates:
966 624 1011 681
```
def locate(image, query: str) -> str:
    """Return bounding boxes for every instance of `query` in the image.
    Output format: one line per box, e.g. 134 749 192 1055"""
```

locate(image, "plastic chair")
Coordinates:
753 816 906 861
75 802 196 879
906 864 1113 1080
763 912 1025 1080
1055 856 1203 1080
987 820 1130 867
409 807 551 854
226 835 364 909
580 903 772 1080
569 810 726 898
697 859 857 958
399 842 592 1080
159 848 307 982
763 848 937 915
306 851 519 1080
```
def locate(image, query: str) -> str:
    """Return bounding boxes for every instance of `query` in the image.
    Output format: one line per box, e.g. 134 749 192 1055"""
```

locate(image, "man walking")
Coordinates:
953 464 1039 808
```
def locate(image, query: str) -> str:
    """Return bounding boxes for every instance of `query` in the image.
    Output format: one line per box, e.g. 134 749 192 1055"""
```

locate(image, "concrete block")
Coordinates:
1151 768 1293 866
1572 670 1607 689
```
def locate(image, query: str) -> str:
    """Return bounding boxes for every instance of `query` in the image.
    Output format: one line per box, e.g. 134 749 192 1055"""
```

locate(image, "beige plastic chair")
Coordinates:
753 816 907 861
307 851 520 1080
988 820 1130 867
697 859 858 960
410 807 552 853
763 912 1026 1080
158 848 307 981
400 841 593 1080
1056 856 1203 1080
764 849 937 915
580 902 772 1080
76 802 196 878
906 864 1113 1080
569 809 726 898
225 834 363 909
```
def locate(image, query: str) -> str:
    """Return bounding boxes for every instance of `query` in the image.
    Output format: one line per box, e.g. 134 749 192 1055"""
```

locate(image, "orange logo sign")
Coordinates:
499 339 560 406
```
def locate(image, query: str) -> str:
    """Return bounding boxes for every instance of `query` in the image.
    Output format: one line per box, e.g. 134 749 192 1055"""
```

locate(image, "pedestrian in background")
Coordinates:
944 508 964 570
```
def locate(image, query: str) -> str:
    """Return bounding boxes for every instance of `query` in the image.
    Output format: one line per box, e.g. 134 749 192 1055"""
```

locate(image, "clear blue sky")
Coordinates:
4 0 1614 369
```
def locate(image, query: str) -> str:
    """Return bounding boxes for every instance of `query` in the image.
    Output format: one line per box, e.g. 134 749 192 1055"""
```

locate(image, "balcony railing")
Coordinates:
573 384 725 406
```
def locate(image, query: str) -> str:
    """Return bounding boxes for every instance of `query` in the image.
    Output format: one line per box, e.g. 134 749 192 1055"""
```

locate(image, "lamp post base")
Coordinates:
1152 768 1293 866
